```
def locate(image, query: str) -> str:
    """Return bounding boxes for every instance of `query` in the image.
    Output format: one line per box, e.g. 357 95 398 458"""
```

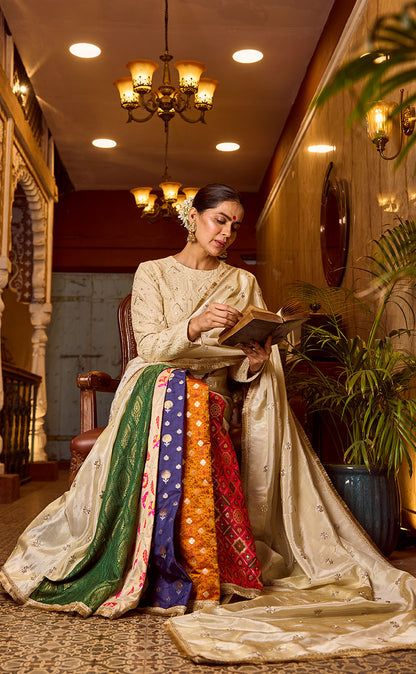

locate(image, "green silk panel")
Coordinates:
30 364 167 611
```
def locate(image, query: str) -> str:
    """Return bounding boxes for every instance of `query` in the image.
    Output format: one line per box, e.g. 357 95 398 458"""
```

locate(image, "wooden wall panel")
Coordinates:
53 189 260 274
257 0 416 360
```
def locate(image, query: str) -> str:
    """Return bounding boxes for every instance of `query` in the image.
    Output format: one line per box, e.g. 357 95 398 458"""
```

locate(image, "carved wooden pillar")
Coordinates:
29 301 52 461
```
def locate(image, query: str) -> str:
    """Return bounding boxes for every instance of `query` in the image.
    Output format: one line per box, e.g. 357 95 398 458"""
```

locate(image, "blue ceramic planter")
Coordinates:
324 464 400 556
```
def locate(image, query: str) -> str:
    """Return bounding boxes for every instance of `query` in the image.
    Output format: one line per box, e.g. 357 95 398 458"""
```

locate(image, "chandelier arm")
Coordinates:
171 92 189 114
127 109 156 123
176 109 207 124
141 206 161 222
140 92 160 114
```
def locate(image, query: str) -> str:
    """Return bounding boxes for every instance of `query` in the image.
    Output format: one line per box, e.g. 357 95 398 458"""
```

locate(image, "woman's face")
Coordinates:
190 200 244 258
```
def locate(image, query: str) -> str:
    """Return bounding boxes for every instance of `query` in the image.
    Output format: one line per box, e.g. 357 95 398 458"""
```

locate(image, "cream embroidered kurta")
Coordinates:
2 256 416 663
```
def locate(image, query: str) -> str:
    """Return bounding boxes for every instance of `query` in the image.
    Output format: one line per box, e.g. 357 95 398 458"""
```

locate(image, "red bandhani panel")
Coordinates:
209 391 263 595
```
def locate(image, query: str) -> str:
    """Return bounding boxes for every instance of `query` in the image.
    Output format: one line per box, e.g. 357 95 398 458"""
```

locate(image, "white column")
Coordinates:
29 301 52 461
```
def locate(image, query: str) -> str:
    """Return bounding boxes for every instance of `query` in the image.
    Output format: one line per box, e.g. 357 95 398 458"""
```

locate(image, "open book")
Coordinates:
218 304 307 347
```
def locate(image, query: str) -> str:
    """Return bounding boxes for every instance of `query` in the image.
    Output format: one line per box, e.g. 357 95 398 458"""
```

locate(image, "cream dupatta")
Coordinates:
165 321 416 662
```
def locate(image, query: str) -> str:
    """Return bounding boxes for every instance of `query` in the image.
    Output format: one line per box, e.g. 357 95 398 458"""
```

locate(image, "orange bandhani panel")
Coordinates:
177 376 221 606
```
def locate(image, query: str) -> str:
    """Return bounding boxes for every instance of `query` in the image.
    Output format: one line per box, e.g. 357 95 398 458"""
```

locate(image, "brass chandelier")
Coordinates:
130 125 198 220
113 0 218 130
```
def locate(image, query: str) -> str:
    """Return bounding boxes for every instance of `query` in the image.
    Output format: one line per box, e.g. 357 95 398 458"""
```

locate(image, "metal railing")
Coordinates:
0 363 41 482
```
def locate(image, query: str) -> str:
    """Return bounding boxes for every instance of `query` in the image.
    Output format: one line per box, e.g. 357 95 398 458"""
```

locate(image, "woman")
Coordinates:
2 184 416 664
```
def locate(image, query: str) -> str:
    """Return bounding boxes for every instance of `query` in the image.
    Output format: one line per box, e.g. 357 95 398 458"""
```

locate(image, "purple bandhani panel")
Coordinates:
142 369 192 610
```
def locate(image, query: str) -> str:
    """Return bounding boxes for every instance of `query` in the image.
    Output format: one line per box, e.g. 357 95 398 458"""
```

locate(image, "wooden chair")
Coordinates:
69 293 136 485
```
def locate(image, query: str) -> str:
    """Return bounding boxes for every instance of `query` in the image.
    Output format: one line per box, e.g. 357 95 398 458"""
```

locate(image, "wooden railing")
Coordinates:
0 363 41 482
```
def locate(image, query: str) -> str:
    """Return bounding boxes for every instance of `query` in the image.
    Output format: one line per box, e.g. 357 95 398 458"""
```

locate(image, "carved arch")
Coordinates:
11 163 48 303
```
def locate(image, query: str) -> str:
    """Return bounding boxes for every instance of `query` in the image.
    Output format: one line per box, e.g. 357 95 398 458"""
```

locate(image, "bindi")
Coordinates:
233 215 236 220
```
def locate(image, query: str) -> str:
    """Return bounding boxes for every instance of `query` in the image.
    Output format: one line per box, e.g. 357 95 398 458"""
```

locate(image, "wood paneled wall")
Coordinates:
53 189 260 274
257 0 416 358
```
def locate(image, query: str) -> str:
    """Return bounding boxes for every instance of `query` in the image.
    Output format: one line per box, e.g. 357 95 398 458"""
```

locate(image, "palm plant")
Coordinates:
313 2 416 166
287 217 416 476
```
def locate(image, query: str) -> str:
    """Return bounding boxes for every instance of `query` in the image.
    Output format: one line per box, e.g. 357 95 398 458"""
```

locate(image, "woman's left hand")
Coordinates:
239 334 272 374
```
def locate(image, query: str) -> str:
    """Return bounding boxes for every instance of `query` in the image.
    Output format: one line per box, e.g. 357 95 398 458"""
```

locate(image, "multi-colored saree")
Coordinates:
1 365 262 618
2 256 416 664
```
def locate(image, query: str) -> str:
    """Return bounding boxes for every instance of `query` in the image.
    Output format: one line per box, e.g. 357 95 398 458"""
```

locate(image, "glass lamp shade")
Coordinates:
173 193 186 212
366 101 394 143
174 60 206 94
113 77 140 109
159 181 182 202
182 187 199 201
142 193 158 214
175 193 186 205
130 186 153 207
126 60 159 94
194 78 219 110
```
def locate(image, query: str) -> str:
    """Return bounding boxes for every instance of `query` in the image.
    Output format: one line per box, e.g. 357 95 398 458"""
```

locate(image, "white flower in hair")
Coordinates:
178 197 194 230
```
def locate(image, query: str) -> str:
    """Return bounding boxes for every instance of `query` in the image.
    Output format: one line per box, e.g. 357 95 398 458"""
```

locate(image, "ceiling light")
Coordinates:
307 144 336 153
69 43 101 58
92 138 117 148
113 0 218 131
232 49 263 64
131 127 198 221
216 142 240 152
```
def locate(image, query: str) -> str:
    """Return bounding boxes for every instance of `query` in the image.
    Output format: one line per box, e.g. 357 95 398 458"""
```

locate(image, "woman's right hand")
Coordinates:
188 303 241 342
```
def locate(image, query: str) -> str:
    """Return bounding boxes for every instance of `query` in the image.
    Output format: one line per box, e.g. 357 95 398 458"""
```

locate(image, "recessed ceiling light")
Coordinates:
69 43 101 58
232 49 263 64
216 142 240 152
307 144 336 153
92 138 117 148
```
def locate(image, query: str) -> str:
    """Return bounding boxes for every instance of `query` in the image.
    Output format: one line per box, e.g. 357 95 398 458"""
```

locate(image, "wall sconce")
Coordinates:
366 89 415 160
377 193 399 212
12 75 28 110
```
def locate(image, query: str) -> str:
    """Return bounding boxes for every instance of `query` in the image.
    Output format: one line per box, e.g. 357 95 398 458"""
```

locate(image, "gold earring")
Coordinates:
187 222 196 243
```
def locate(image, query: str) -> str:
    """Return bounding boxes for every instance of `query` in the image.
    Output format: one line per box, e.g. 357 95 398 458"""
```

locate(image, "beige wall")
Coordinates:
257 0 416 353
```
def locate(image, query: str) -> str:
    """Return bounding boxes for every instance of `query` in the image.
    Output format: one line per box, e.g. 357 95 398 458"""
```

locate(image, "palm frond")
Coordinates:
368 218 416 292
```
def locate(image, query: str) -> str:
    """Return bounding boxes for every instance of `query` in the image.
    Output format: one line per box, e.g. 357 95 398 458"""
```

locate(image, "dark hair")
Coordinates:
192 183 244 214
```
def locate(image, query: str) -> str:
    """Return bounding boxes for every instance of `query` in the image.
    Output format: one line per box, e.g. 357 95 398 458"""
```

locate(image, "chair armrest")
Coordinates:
77 370 120 393
76 370 120 433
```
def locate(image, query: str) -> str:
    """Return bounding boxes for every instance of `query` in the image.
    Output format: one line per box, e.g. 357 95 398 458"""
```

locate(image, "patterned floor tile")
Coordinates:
1 472 416 673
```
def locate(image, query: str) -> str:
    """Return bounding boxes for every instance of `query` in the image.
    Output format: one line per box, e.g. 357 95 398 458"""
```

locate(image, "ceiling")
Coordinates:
0 0 335 193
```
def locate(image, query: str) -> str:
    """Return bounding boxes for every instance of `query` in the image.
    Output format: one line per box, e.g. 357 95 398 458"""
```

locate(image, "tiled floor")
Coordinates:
1 471 416 673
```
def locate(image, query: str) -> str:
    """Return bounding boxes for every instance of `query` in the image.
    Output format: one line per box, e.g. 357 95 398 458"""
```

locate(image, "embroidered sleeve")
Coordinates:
131 263 200 362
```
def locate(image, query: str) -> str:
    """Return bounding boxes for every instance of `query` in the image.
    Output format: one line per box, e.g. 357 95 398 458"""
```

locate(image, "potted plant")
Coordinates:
286 218 416 555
